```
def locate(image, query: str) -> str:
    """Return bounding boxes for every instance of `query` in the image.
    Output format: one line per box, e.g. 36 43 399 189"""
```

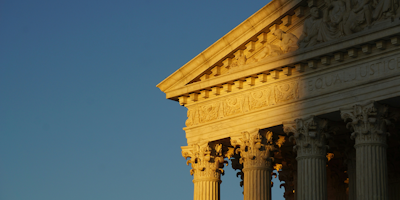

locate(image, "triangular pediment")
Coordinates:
158 0 400 102
157 0 305 100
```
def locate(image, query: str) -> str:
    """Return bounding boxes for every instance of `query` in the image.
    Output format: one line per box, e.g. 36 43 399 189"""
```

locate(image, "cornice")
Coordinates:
158 0 400 111
174 23 400 106
156 0 302 93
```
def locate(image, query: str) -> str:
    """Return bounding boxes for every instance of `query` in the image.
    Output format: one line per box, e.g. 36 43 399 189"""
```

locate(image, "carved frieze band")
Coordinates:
185 53 400 127
185 80 299 127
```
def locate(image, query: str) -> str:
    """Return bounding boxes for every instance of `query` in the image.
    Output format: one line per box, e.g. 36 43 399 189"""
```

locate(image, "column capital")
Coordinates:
283 116 332 158
340 101 391 145
182 143 227 181
230 129 276 169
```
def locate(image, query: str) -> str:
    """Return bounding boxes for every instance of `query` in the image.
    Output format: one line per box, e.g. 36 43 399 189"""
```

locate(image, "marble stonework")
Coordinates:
157 0 400 199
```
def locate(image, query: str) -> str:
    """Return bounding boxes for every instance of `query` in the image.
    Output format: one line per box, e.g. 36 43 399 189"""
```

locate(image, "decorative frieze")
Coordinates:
185 80 299 127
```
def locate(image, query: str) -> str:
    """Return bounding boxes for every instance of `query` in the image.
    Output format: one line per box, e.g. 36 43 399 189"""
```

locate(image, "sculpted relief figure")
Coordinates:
343 0 395 34
230 52 247 69
319 0 346 41
247 43 282 64
299 0 400 48
298 7 323 48
245 29 298 65
343 0 374 34
372 0 396 20
273 29 299 53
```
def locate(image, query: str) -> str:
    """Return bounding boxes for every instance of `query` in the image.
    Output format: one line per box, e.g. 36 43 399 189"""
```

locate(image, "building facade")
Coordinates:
157 0 400 199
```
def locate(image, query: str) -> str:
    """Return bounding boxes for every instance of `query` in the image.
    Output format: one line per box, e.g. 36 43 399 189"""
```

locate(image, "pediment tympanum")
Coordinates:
158 0 400 106
189 0 400 83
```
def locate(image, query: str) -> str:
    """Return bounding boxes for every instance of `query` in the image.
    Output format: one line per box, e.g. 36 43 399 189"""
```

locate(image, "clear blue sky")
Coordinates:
0 1 285 199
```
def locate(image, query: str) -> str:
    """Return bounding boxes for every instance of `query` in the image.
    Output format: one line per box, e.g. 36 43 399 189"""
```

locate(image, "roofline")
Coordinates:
157 0 299 93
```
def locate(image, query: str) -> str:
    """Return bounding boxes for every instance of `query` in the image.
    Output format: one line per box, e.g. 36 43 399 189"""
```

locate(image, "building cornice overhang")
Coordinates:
163 20 400 101
156 0 302 95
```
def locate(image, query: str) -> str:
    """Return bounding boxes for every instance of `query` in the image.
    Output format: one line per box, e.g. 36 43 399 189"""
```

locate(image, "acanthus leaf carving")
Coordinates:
283 116 332 158
340 101 391 144
231 129 276 169
182 143 228 180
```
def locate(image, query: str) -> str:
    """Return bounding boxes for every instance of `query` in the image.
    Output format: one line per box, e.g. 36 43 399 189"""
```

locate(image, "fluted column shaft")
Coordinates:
341 102 390 200
243 167 272 200
284 116 330 200
296 156 327 200
193 178 221 200
354 136 388 200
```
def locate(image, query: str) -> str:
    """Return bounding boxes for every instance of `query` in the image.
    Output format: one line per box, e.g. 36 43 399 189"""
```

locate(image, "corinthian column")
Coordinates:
341 101 390 200
182 144 227 200
230 129 276 200
283 116 330 200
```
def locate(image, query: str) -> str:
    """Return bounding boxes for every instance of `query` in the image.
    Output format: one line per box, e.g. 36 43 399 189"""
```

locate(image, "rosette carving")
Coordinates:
182 144 228 181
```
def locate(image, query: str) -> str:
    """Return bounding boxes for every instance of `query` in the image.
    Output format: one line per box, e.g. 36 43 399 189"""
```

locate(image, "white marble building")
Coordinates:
157 0 400 199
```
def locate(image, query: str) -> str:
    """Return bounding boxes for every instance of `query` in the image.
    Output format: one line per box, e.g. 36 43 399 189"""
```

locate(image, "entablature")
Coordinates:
175 24 400 106
159 0 400 106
